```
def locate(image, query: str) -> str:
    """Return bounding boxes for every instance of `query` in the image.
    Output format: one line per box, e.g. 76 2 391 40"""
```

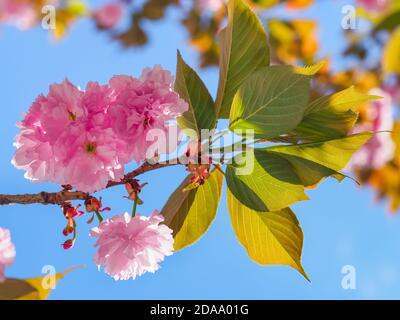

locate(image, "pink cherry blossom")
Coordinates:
108 65 188 162
13 79 126 193
13 66 187 193
0 227 16 282
0 0 36 29
356 0 389 12
38 79 85 142
197 0 227 12
94 2 123 29
52 126 126 193
348 88 395 170
90 211 174 281
385 84 400 104
13 94 57 182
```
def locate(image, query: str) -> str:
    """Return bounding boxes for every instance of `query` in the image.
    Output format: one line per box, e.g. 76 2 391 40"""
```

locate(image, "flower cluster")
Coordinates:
0 227 16 282
13 66 188 193
349 88 395 170
90 211 174 280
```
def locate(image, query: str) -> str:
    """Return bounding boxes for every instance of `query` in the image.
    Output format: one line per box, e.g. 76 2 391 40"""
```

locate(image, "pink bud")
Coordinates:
62 239 75 250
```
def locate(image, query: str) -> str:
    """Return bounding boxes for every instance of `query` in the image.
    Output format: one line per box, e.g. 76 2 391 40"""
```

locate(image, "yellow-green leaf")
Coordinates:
251 0 279 8
265 132 373 172
66 1 88 16
293 61 326 76
295 109 358 141
229 65 310 138
175 51 216 133
227 189 309 280
0 267 78 300
304 86 380 115
161 169 223 251
215 0 270 118
382 27 400 75
295 87 379 141
0 279 36 300
225 150 309 212
373 10 400 34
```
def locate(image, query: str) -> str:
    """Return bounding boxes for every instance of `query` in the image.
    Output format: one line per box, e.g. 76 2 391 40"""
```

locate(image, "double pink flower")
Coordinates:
90 211 174 281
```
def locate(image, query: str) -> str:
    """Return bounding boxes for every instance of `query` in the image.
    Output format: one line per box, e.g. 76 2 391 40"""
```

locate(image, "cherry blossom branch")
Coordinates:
0 161 179 206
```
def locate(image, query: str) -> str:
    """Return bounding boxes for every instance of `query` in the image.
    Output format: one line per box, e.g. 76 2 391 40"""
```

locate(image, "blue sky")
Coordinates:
1 0 400 299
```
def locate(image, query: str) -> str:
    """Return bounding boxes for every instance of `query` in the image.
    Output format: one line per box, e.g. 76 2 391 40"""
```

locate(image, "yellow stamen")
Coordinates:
68 111 76 121
85 142 96 155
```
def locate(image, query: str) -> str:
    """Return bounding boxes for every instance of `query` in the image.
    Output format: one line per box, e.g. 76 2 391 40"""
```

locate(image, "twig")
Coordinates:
0 161 179 206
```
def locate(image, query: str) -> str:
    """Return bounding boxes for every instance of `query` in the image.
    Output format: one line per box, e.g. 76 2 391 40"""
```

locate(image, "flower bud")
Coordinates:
124 181 145 203
62 239 75 250
85 197 101 212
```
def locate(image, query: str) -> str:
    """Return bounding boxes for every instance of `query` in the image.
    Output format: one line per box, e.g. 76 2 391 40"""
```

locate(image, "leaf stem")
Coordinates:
132 192 139 218
94 211 103 223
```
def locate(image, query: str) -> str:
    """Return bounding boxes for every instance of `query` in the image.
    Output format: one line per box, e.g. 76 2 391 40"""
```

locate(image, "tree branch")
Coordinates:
0 161 179 206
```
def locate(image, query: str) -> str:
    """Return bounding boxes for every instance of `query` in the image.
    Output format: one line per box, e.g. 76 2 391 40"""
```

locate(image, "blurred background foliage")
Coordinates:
1 0 400 212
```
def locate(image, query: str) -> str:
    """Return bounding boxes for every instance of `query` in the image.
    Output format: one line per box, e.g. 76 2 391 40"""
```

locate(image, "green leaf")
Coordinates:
225 149 309 212
252 0 279 8
268 153 346 187
264 132 373 172
229 66 310 138
0 267 78 300
294 109 358 141
161 168 223 251
175 51 216 133
294 87 380 141
215 0 270 119
373 10 400 34
227 189 309 281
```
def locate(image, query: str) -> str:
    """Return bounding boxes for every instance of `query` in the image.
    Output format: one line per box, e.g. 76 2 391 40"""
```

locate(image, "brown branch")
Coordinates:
0 161 179 206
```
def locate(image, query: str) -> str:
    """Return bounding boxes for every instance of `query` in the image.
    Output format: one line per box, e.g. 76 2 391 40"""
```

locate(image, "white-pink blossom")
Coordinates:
348 88 395 170
0 227 16 282
0 0 36 29
356 0 389 12
197 0 227 12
